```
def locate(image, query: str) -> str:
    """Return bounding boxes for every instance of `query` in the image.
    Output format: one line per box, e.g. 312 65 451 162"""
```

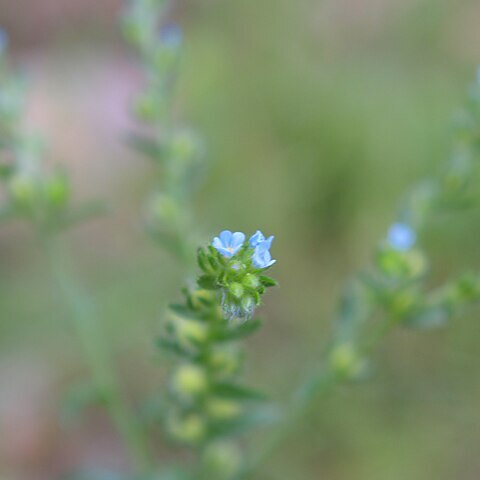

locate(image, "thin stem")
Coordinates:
42 235 153 473
240 315 398 480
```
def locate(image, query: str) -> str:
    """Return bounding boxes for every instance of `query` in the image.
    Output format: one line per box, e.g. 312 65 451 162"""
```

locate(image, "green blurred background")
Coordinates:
1 0 480 478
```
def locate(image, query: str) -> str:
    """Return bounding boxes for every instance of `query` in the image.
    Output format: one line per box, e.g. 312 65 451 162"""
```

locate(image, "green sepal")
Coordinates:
259 275 278 287
197 275 217 290
155 337 198 360
169 303 202 320
197 248 211 273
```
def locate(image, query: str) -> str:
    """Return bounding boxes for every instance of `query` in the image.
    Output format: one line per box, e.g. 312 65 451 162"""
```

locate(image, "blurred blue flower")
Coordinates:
252 237 276 269
160 23 183 48
388 223 416 251
212 230 245 257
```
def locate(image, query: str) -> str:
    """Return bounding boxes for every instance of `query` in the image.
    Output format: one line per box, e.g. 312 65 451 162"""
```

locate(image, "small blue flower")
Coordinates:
160 23 183 49
252 237 276 269
388 223 416 251
249 230 265 247
212 230 245 258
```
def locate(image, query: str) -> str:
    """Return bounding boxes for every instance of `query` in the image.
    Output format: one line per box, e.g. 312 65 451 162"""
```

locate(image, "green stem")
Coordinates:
240 315 398 480
42 235 153 473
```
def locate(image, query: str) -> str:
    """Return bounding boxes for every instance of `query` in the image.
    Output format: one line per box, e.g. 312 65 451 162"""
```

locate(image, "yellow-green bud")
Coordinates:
134 92 163 122
243 274 260 289
172 364 208 398
229 282 244 299
9 173 37 208
167 413 207 444
389 289 418 318
174 316 209 348
329 343 363 379
147 194 180 225
169 130 201 163
202 442 242 480
44 173 69 207
209 348 241 377
190 289 216 309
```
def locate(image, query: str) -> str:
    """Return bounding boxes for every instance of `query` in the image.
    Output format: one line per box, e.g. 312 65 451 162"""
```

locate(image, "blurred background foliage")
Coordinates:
1 0 480 479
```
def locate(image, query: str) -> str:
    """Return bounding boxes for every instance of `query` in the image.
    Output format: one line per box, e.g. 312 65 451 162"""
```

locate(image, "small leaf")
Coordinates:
127 132 164 162
197 275 217 290
259 275 278 287
169 303 201 320
155 337 196 359
197 248 211 273
212 382 267 401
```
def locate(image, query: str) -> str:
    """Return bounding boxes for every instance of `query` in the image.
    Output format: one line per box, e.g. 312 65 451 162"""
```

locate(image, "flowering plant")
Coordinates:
0 1 479 480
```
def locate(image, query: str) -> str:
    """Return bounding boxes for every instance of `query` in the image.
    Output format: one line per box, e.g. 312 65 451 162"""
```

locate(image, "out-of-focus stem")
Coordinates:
42 235 153 473
240 316 398 480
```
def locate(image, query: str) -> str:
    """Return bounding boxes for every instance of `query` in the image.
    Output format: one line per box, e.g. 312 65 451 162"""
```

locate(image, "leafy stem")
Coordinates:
41 234 154 474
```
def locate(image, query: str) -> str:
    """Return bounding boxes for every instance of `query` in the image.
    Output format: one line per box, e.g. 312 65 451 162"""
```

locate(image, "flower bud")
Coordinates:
134 92 167 122
43 172 69 208
147 194 180 227
229 282 244 299
377 248 427 279
169 130 201 163
388 289 419 318
202 442 242 480
329 343 364 379
172 364 208 399
9 173 38 208
240 295 256 316
173 315 209 349
243 273 260 289
167 412 206 444
209 347 241 378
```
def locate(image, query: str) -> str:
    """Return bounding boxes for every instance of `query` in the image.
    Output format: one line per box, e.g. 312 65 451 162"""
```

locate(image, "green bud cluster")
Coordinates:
123 1 206 262
326 73 480 382
0 38 100 233
197 246 278 321
157 247 277 478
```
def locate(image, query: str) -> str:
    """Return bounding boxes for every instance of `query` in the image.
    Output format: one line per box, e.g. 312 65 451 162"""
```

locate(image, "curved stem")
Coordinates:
42 235 153 473
240 316 398 480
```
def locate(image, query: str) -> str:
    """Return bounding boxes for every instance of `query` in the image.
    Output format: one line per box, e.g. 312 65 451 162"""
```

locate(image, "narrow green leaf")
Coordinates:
197 275 217 290
259 275 278 287
212 382 267 401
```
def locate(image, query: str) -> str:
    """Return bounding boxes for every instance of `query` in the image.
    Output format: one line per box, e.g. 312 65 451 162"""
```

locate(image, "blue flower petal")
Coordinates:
219 230 233 245
212 237 223 249
231 232 246 248
249 230 265 247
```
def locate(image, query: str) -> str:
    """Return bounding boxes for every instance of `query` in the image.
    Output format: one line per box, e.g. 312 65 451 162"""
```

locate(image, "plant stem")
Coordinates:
42 235 153 473
240 315 398 480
